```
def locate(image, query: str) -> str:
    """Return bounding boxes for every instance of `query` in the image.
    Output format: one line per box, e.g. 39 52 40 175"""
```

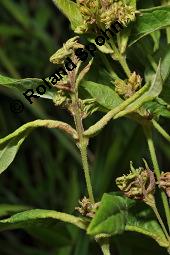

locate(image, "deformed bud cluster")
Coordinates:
116 162 156 207
159 172 170 198
115 72 142 99
75 196 100 218
76 0 136 32
116 162 170 207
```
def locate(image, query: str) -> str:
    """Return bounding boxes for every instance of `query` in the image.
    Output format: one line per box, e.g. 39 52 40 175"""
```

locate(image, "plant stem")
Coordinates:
98 238 111 255
72 94 94 203
101 54 120 80
143 124 170 232
152 204 170 241
84 84 148 137
80 141 95 203
152 120 170 143
110 40 131 77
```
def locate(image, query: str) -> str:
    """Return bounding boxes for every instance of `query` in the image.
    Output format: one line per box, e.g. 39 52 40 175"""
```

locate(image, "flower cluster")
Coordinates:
115 72 142 99
75 196 100 218
76 0 136 32
116 162 156 206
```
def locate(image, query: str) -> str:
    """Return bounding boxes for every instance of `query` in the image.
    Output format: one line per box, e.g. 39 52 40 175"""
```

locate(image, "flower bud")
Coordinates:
75 196 100 218
50 37 83 64
115 72 142 99
116 162 156 206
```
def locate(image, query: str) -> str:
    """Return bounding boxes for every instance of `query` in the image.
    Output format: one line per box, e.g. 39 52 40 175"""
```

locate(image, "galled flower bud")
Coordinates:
76 0 136 32
50 36 83 64
100 1 136 28
159 172 170 198
75 196 100 218
53 90 67 106
115 72 142 99
116 162 155 206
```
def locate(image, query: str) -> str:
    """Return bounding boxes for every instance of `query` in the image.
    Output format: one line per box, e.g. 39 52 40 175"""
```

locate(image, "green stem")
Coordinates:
84 84 148 137
98 238 111 255
143 125 170 232
72 94 94 203
101 54 120 80
80 141 95 203
152 204 170 241
152 120 170 143
110 40 131 77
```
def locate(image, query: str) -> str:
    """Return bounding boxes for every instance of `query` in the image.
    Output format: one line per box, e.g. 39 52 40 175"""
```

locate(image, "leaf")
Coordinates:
129 6 170 46
0 132 29 175
0 209 87 231
150 30 161 52
0 204 31 217
126 206 169 248
0 74 57 100
81 81 123 110
52 0 84 30
0 120 77 173
88 193 168 248
87 193 129 236
143 100 170 119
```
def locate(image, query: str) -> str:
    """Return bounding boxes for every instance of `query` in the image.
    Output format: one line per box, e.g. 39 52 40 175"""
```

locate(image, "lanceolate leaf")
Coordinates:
0 209 87 231
52 0 84 30
81 81 123 110
126 209 169 248
87 193 129 236
87 193 168 248
129 6 170 46
0 120 77 173
0 74 55 99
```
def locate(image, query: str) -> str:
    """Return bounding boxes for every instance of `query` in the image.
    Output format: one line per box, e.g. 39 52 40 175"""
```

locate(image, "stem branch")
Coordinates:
72 94 94 203
110 40 131 77
152 120 170 143
143 124 170 232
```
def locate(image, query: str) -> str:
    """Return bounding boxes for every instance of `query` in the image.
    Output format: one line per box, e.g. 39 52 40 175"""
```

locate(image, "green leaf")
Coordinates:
150 30 161 52
0 120 77 173
143 100 170 119
87 193 129 236
52 0 84 30
129 6 170 46
0 209 87 231
81 81 123 110
88 193 168 248
126 207 169 248
0 132 29 175
0 74 56 100
0 204 31 217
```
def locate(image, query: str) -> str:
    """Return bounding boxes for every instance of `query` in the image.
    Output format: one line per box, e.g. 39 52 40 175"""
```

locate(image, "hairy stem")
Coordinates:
84 84 148 137
97 238 111 255
152 120 170 143
143 124 170 232
72 94 94 203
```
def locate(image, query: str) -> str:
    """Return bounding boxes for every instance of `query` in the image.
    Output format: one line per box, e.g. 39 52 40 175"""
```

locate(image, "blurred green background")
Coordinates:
0 0 170 254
